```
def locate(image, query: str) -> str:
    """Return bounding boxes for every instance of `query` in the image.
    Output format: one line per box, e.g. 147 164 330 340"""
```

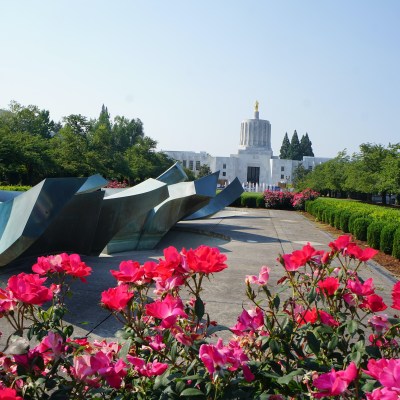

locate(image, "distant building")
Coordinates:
164 103 330 189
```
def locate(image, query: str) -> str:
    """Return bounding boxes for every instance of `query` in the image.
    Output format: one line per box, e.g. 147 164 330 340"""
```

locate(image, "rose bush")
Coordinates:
1 237 400 399
264 188 319 211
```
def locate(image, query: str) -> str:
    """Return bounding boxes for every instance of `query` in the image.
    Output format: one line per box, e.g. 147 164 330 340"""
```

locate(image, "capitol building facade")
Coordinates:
164 103 330 189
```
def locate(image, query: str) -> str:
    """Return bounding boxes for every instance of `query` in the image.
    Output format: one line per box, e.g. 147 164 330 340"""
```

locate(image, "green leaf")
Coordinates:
277 369 305 385
206 324 230 336
347 320 358 334
119 338 132 359
327 335 339 351
269 339 280 355
306 331 320 354
273 295 280 310
307 287 317 302
195 296 205 321
180 388 205 397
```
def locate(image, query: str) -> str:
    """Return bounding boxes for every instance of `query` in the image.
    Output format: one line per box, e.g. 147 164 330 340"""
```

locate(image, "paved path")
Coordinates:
0 208 397 348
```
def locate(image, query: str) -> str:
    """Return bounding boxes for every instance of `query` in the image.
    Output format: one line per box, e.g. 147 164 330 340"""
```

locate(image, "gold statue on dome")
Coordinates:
255 100 259 112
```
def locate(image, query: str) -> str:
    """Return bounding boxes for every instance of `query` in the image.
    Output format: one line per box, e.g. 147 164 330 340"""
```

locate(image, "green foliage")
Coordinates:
0 101 172 185
289 130 302 161
300 132 314 157
367 221 386 249
0 185 30 191
381 223 399 255
197 164 212 178
340 211 352 233
279 132 291 159
334 210 342 229
393 227 400 259
352 217 372 241
240 192 264 208
349 213 369 235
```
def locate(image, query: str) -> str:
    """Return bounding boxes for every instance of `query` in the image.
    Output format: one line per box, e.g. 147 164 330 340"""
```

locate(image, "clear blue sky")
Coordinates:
1 1 399 158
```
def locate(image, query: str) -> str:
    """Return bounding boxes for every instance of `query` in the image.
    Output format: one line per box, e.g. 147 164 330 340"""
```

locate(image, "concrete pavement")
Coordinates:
0 208 398 349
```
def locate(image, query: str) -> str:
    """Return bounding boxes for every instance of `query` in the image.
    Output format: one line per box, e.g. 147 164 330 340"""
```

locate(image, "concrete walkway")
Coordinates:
0 208 398 348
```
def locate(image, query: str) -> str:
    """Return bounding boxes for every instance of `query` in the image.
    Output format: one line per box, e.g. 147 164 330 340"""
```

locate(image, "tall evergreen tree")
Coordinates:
300 133 314 157
289 130 302 160
279 132 291 159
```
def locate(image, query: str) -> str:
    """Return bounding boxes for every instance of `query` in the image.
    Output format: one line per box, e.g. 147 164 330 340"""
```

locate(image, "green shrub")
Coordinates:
334 211 342 230
329 209 336 227
380 223 399 255
241 192 259 208
340 211 352 233
0 185 31 191
393 227 400 260
352 217 372 241
348 213 367 235
255 194 265 208
367 221 385 249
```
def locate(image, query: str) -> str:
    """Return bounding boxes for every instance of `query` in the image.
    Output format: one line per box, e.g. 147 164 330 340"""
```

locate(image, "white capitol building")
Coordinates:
164 103 330 189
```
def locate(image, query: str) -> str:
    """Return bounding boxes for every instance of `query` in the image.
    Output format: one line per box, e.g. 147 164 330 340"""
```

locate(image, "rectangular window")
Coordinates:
223 163 226 169
189 160 194 170
281 166 285 172
196 161 200 171
308 166 313 170
222 172 226 176
281 174 285 179
182 160 187 168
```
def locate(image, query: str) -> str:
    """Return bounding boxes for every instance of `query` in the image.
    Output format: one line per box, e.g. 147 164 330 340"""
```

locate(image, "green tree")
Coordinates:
112 115 144 152
300 133 314 157
197 164 212 178
292 164 310 189
279 132 291 159
289 130 302 160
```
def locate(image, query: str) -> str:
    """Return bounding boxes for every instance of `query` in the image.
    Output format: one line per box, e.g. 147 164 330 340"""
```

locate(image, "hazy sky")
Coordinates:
1 1 399 158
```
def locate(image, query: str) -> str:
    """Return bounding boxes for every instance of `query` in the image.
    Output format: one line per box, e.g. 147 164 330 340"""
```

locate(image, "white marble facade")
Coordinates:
164 104 330 189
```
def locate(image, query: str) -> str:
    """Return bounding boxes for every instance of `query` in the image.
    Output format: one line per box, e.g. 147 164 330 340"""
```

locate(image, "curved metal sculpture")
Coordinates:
0 177 101 267
90 178 169 255
184 177 244 220
156 162 188 185
135 172 219 250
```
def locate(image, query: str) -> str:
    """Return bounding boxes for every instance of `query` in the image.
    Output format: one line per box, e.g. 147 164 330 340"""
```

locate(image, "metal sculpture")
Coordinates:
91 178 169 255
156 161 188 185
0 177 101 267
184 177 244 220
135 172 219 250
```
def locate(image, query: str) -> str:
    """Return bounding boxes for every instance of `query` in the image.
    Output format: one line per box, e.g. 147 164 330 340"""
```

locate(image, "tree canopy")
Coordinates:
0 101 174 186
279 130 314 160
295 144 400 204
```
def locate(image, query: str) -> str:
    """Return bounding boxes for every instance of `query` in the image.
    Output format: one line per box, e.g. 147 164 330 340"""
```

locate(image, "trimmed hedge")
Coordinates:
240 192 265 208
380 223 398 255
352 217 372 241
367 221 386 249
305 198 400 260
393 228 400 259
0 185 31 191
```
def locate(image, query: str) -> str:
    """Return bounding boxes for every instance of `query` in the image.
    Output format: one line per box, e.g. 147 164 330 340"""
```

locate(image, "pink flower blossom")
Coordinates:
127 356 168 377
313 362 358 398
369 314 390 332
391 281 400 310
110 260 145 283
0 288 17 316
231 307 264 335
34 331 64 363
0 388 23 400
7 273 53 306
347 277 375 296
317 277 340 296
184 245 227 274
346 243 378 261
366 387 400 399
365 358 400 391
245 266 270 285
101 284 133 311
329 235 351 252
360 294 387 312
145 294 187 328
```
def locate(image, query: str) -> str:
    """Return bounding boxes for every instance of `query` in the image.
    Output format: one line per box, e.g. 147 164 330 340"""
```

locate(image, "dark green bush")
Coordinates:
340 211 352 233
367 221 385 249
393 227 400 260
348 213 367 235
334 211 342 230
380 223 399 255
256 194 265 208
329 209 336 227
0 185 30 191
240 192 262 208
352 217 372 241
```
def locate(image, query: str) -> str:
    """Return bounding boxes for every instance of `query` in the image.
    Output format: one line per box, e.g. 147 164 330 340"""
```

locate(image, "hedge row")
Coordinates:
0 185 31 191
305 198 400 260
229 192 265 208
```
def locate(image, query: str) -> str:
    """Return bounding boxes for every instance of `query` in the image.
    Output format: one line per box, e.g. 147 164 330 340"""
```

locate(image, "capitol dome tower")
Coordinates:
239 101 272 151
